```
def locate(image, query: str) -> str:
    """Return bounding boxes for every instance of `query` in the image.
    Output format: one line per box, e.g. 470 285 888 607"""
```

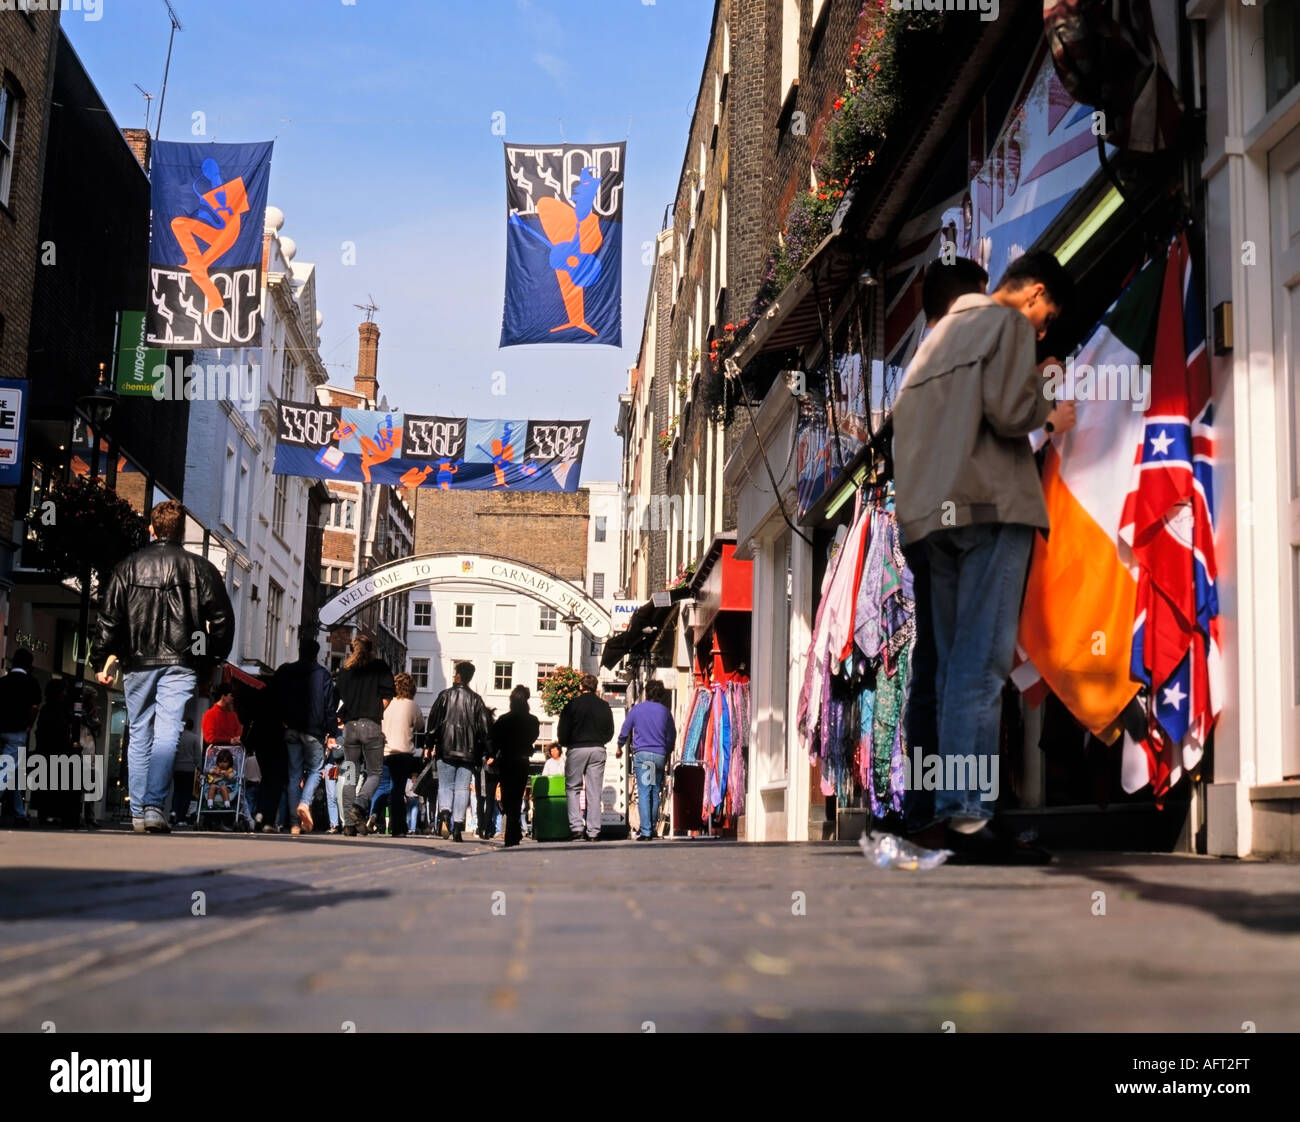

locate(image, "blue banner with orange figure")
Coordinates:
501 142 624 347
273 402 589 492
146 140 274 349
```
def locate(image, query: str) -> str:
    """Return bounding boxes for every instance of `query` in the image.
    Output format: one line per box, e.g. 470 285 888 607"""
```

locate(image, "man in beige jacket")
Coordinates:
893 251 1074 861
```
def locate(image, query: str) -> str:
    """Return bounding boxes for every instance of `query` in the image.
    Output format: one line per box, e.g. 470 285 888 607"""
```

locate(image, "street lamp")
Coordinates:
562 609 583 669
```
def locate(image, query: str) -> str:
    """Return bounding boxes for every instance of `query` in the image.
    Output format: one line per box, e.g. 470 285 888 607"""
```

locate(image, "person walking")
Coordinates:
0 648 42 828
334 635 395 837
892 250 1074 862
558 673 613 842
171 718 202 826
492 685 539 848
618 680 676 841
272 638 339 836
92 500 234 834
423 660 492 843
380 673 423 839
243 682 288 833
322 739 345 833
32 678 76 827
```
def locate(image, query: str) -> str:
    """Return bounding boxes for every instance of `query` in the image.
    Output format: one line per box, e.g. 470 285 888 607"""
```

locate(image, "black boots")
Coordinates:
437 809 452 839
452 821 464 843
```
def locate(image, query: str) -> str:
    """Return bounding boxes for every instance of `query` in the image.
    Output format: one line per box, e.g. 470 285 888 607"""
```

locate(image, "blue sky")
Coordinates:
65 0 715 483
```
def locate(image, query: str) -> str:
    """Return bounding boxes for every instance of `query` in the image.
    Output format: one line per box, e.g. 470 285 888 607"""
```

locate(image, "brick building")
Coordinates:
0 10 60 632
625 0 861 595
412 488 589 584
317 319 414 674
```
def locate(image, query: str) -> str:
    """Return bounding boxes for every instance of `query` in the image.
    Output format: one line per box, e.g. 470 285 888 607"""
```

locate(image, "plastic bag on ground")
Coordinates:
859 830 953 870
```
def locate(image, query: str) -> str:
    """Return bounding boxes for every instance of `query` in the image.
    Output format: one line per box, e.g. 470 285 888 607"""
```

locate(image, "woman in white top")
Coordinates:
380 673 423 838
541 743 565 777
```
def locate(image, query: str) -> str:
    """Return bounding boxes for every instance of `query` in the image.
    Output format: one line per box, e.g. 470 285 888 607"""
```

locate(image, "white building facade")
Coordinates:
184 205 327 674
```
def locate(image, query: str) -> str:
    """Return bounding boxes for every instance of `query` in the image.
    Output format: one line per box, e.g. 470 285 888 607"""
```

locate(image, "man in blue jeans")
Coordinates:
272 638 339 835
617 679 676 840
93 500 234 834
424 661 493 842
893 251 1074 863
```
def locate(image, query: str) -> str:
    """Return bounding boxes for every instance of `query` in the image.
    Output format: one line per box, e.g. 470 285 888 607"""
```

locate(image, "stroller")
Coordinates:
198 744 248 831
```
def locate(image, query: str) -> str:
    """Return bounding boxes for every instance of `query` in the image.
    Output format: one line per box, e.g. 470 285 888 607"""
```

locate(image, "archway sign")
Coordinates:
318 552 614 639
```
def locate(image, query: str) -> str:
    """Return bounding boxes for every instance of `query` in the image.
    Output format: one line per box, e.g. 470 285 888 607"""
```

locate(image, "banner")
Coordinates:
115 311 166 397
501 142 624 347
273 402 589 492
146 141 274 349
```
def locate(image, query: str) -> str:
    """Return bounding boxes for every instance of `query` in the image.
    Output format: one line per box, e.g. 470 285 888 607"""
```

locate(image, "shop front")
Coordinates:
727 1 1230 848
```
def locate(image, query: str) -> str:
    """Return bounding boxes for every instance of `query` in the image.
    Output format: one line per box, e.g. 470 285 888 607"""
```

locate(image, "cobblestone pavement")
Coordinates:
1 828 1297 1032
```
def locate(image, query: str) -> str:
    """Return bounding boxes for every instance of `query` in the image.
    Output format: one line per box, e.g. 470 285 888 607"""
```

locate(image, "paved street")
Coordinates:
1 828 1297 1033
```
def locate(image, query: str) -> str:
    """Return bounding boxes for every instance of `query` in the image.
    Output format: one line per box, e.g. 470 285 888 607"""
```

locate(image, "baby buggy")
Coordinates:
198 744 248 831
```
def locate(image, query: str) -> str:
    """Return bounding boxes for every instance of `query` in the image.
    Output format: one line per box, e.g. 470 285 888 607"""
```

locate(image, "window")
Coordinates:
272 471 288 539
539 606 558 631
0 81 18 209
595 516 607 543
410 657 429 690
495 603 517 633
591 572 605 599
344 499 355 530
220 445 236 529
539 721 554 743
454 603 474 629
536 662 557 692
781 0 800 105
493 662 513 691
413 602 431 627
235 461 247 537
1265 0 1300 110
329 652 343 674
280 355 296 402
264 581 284 665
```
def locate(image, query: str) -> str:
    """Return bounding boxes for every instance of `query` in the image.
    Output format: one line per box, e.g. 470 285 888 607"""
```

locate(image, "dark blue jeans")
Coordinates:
924 522 1034 822
634 750 667 837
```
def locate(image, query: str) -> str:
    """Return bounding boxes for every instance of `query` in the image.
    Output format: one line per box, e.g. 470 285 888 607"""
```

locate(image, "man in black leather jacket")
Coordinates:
423 660 492 842
92 500 234 834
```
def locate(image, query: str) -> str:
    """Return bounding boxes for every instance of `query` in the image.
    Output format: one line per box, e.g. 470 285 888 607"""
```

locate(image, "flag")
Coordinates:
146 141 274 349
1016 255 1166 737
500 143 624 347
1118 232 1221 797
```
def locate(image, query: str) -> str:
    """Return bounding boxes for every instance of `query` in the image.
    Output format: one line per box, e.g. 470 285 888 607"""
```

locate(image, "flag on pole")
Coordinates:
1118 232 1221 799
1015 256 1166 738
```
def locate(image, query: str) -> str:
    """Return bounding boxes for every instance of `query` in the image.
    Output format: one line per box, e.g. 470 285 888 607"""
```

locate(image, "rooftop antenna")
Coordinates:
354 295 379 323
154 0 184 142
133 83 154 134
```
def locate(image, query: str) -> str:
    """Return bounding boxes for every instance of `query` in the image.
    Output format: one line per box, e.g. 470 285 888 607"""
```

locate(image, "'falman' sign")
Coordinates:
319 553 613 639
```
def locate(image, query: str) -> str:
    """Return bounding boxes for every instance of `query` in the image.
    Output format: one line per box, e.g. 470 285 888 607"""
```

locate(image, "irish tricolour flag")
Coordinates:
1013 256 1165 741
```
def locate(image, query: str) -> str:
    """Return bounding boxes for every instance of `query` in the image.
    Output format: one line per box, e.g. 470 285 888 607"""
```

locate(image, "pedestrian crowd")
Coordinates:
0 497 676 845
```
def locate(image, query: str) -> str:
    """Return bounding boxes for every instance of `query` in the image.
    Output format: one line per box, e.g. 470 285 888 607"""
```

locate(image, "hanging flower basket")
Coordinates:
540 664 584 716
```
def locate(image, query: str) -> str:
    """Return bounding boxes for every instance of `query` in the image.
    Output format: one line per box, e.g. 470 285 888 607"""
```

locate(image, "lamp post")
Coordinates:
562 609 583 669
74 364 119 693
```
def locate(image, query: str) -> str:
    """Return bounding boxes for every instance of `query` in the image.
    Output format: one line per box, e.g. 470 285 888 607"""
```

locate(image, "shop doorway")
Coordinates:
1268 125 1300 776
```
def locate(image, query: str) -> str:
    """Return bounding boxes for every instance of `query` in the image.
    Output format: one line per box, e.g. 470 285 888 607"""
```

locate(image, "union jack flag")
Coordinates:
1119 232 1221 800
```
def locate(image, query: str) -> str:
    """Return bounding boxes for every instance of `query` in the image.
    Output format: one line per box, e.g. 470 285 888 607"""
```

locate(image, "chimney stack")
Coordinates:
122 128 151 171
356 320 380 403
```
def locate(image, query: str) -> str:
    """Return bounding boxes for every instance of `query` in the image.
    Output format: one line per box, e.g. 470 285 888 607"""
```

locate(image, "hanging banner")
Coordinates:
115 311 166 397
273 402 589 492
500 142 624 347
146 140 274 349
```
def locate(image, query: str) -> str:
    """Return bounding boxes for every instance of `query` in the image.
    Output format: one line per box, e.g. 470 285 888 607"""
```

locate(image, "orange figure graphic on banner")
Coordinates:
399 464 433 488
359 414 400 483
169 160 251 314
475 423 517 488
508 167 603 336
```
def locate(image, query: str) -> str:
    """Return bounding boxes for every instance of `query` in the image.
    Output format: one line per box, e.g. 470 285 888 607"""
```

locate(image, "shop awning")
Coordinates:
689 533 753 637
599 588 691 669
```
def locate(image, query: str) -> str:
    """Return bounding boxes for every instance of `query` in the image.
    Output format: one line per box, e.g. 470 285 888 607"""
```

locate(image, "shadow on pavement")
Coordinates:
0 867 390 923
1055 865 1300 935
